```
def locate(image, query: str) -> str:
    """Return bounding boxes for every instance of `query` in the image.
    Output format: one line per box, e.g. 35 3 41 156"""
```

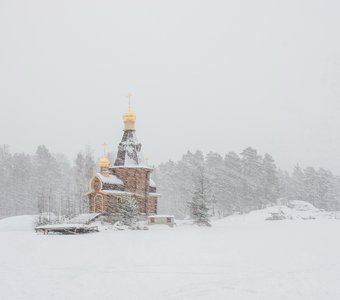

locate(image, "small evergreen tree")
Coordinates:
117 194 139 227
188 166 211 226
188 191 211 226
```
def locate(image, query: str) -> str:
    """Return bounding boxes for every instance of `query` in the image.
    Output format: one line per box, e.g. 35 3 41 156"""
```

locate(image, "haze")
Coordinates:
1 0 339 173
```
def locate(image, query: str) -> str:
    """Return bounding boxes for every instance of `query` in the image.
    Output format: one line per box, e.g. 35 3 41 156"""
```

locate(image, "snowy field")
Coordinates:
1 211 340 300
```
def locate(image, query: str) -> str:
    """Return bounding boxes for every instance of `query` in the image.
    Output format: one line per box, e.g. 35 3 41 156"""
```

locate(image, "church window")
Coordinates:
92 178 101 191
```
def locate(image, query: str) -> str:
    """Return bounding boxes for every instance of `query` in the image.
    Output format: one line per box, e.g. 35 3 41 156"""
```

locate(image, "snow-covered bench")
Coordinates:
147 215 175 227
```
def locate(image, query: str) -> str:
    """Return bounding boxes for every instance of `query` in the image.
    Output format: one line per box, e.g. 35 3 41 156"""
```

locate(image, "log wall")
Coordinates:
88 167 159 215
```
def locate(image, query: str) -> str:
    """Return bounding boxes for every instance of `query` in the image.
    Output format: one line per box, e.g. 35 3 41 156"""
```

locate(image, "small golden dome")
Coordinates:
99 143 110 168
99 155 110 168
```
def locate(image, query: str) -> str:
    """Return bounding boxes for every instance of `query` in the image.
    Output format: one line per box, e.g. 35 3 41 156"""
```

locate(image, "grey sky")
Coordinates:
1 0 339 173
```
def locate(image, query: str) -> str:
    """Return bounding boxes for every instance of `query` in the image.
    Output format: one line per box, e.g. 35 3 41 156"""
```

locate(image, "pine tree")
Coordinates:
11 153 33 215
261 153 279 204
117 194 139 227
302 167 319 206
188 189 211 226
224 152 243 214
277 169 293 201
291 164 304 200
0 145 12 217
316 168 338 210
73 148 96 215
240 147 263 211
187 165 211 226
206 152 226 216
33 145 59 223
178 151 206 215
73 152 86 215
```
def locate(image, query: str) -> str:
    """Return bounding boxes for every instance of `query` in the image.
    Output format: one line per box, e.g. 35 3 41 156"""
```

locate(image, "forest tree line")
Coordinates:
0 144 95 220
154 149 340 218
1 144 340 219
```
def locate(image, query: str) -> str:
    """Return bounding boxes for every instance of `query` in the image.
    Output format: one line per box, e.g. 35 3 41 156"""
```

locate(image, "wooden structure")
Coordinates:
68 213 103 224
35 213 102 235
35 224 99 235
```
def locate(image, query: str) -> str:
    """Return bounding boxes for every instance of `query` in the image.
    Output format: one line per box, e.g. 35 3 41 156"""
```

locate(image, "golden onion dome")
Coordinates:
123 93 136 130
99 155 110 168
123 110 136 123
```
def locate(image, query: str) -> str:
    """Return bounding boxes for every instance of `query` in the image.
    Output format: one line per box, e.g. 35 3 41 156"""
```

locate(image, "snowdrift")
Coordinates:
223 200 337 223
0 201 337 233
0 215 37 232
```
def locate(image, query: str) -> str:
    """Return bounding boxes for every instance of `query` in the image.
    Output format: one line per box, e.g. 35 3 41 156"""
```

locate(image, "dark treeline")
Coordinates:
1 145 340 219
154 148 340 218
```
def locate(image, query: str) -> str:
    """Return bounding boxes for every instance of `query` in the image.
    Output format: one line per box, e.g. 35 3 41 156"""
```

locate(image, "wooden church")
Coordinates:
86 96 159 217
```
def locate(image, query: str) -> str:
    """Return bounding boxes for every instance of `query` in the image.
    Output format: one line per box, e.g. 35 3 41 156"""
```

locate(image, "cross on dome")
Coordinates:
128 92 132 112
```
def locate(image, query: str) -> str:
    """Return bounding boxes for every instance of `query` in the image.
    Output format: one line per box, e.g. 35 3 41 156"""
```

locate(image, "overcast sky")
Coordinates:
0 0 339 173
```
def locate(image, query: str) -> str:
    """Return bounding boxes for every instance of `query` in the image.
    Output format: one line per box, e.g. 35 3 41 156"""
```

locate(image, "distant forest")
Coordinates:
1 144 340 219
155 149 340 218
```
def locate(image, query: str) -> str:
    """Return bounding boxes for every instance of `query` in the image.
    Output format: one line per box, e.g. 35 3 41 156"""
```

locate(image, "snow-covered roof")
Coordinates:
288 200 319 212
96 173 123 185
35 224 97 230
149 178 156 188
102 190 134 195
147 215 174 218
111 165 152 169
68 213 102 224
114 130 151 168
149 193 161 197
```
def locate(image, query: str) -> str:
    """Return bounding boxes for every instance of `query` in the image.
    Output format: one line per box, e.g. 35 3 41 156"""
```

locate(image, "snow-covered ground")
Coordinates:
1 207 340 300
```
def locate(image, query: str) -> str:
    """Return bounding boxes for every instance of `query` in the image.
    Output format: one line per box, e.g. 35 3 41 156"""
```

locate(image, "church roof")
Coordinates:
102 190 133 195
149 178 156 188
113 130 150 168
95 173 123 185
